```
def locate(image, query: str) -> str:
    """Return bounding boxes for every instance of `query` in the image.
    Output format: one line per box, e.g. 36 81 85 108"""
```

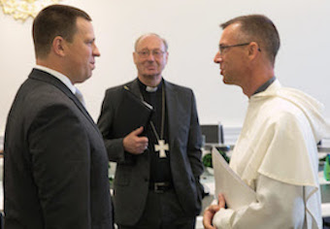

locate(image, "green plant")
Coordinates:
203 153 213 168
202 148 230 168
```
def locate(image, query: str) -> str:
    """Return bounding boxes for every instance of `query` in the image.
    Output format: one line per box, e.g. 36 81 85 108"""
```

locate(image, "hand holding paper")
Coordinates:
212 147 256 210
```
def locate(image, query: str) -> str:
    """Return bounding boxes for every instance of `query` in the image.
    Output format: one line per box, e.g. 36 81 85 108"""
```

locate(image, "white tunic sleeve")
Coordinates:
212 174 306 229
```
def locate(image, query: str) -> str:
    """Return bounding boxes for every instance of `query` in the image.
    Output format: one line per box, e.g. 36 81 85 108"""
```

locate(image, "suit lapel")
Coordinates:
125 79 142 98
29 69 99 132
126 78 178 151
164 80 177 154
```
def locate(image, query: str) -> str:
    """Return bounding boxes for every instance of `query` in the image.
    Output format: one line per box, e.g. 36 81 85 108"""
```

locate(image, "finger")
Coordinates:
135 142 148 154
143 144 148 150
218 193 226 208
203 208 217 229
209 204 221 213
134 136 148 149
136 136 148 144
139 143 148 150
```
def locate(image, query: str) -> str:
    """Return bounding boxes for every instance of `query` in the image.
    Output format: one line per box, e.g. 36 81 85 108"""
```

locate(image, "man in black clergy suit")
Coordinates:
3 5 113 229
98 33 204 229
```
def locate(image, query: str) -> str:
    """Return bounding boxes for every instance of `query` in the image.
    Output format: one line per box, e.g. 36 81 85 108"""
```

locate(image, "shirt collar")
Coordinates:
137 78 163 93
253 76 276 95
34 65 77 94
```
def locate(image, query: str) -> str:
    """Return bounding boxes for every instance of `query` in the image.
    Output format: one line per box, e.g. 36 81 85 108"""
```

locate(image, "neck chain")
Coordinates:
140 82 169 158
149 83 165 141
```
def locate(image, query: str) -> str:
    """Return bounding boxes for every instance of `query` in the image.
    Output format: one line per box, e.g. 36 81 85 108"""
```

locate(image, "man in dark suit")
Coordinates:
98 33 204 229
4 5 113 229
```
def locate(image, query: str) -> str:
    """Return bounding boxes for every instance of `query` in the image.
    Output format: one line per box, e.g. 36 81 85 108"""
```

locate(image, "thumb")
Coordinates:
132 126 144 136
218 193 226 209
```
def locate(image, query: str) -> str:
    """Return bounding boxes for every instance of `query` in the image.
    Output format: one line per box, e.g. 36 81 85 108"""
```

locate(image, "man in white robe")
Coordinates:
203 14 330 229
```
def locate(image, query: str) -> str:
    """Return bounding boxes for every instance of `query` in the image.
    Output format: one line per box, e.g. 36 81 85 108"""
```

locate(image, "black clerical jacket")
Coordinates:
98 78 204 225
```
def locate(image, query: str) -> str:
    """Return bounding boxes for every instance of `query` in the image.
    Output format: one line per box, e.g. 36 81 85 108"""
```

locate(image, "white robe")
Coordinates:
213 80 330 229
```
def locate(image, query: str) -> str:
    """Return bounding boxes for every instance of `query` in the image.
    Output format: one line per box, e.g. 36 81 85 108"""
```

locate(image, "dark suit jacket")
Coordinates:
98 78 204 225
4 69 113 229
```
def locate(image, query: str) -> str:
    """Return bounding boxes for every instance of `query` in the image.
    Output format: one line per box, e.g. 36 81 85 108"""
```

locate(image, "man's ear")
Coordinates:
133 52 137 65
164 51 169 64
248 42 260 59
52 36 66 57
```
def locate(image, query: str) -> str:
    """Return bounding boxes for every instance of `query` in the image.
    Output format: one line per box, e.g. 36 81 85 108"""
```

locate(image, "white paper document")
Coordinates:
212 147 257 210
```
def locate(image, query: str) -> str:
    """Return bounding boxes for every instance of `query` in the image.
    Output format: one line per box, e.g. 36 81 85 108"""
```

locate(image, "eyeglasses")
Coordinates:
136 49 166 58
218 42 261 54
218 43 250 54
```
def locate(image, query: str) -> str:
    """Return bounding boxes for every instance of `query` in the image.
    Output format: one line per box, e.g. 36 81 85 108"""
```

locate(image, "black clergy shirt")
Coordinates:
138 79 173 184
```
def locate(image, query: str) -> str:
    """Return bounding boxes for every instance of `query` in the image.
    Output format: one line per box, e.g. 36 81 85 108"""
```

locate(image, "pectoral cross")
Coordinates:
155 140 169 158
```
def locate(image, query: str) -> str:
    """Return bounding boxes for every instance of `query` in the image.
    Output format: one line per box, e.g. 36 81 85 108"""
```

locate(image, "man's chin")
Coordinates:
143 73 161 78
74 74 92 84
222 77 233 85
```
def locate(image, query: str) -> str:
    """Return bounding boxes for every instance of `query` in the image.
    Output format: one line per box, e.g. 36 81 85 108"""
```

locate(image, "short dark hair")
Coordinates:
221 14 280 65
33 4 91 59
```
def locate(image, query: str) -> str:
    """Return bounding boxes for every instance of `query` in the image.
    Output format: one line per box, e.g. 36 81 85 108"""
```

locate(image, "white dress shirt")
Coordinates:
34 65 85 106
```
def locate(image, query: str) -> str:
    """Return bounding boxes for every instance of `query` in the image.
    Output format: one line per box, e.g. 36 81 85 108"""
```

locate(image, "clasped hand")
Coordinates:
123 126 149 154
203 193 226 229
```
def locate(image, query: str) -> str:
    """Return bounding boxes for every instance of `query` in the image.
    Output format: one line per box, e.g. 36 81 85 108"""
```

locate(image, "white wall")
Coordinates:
1 0 330 136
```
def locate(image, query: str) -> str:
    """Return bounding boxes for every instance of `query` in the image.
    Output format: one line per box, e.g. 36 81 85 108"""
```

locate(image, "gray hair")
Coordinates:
134 33 168 52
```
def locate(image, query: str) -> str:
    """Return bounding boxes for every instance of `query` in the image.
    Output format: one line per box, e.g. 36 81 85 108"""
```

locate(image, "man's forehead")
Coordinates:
136 36 165 50
75 18 94 35
220 23 240 43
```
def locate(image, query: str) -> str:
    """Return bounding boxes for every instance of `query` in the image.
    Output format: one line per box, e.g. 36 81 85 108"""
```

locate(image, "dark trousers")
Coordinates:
118 189 195 229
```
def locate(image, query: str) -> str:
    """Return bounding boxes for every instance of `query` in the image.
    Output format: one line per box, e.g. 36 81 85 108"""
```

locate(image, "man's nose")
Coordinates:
146 52 155 61
214 51 222 64
93 44 101 57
